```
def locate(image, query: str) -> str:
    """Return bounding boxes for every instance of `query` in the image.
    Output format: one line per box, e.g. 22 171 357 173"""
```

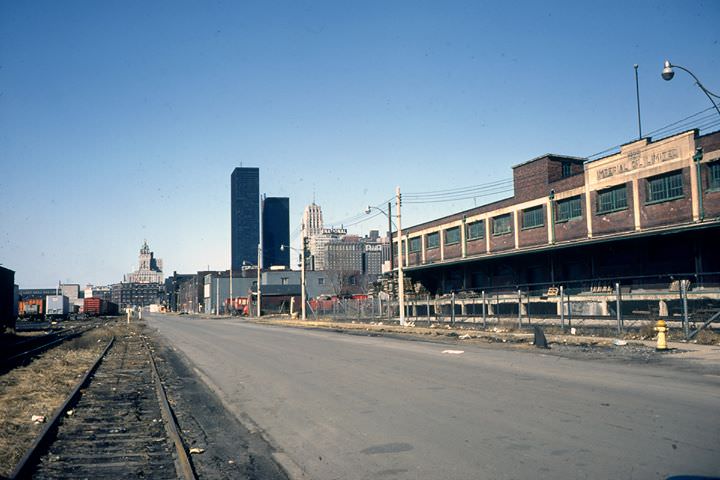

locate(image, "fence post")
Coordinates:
559 285 565 330
482 290 487 329
681 280 689 340
426 294 430 323
451 291 456 326
615 282 622 334
517 289 522 329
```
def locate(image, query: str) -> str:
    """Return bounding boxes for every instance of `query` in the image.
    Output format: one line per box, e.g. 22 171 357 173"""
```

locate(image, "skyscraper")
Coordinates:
302 202 323 237
262 196 290 269
231 167 260 271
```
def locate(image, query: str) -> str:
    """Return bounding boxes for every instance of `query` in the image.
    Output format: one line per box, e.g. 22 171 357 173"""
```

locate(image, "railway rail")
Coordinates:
7 324 195 480
0 323 102 372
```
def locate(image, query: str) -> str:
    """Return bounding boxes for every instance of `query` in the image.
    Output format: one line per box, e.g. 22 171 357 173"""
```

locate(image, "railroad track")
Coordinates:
9 325 195 480
0 324 101 372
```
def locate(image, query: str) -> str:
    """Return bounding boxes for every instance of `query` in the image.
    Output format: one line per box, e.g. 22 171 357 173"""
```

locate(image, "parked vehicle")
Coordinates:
45 295 70 320
19 298 45 318
83 297 119 316
0 266 15 332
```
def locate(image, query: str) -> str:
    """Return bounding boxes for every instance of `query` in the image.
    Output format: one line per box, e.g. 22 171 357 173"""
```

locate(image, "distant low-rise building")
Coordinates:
111 282 163 308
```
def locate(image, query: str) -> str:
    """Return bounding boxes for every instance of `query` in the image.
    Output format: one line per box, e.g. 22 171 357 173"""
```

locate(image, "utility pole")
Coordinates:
301 235 307 320
216 277 219 316
229 267 233 315
396 186 406 326
257 244 262 317
634 64 642 140
387 201 394 273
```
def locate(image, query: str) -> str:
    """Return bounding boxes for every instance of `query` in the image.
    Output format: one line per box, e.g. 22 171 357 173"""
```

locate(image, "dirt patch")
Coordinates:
0 324 116 476
252 316 719 368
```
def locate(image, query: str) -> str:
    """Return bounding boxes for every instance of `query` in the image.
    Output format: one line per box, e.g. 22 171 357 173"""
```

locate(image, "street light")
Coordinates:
281 242 306 320
661 60 720 117
242 257 261 317
365 189 406 327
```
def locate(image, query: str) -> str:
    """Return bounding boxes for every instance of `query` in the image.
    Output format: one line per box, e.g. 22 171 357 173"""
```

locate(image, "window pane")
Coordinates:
409 237 421 252
427 232 440 248
597 185 627 214
646 171 683 203
467 221 484 240
445 227 460 244
557 196 582 221
493 214 511 235
710 162 720 189
522 206 544 229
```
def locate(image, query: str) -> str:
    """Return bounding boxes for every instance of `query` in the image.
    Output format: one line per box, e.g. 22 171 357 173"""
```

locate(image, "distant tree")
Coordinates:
327 270 367 297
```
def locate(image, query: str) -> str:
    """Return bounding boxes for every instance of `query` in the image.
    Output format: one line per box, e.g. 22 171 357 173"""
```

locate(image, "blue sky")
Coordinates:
1 0 719 287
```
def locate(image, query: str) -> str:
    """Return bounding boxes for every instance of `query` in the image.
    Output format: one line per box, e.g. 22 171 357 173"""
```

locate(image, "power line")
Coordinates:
403 187 515 204
587 106 718 160
404 178 513 198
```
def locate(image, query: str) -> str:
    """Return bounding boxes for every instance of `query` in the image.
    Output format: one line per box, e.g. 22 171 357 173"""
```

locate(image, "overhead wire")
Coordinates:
587 106 719 160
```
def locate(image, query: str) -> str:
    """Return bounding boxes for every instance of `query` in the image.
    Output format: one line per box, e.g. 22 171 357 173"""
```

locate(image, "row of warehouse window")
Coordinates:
406 164 720 252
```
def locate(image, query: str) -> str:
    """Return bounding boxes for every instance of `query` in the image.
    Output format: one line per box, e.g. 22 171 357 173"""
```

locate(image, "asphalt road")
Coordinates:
147 314 719 479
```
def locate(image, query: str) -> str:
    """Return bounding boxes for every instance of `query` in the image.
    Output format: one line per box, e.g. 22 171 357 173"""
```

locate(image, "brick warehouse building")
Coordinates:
394 129 720 295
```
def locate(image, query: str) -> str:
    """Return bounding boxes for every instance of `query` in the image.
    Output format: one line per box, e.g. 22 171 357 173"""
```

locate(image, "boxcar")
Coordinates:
0 266 16 333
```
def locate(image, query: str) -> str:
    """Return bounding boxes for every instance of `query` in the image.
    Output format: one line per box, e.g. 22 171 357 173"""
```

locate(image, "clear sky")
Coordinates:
1 0 719 288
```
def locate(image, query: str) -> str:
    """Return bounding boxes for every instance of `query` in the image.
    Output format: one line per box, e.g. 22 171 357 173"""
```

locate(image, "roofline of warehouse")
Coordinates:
397 128 719 237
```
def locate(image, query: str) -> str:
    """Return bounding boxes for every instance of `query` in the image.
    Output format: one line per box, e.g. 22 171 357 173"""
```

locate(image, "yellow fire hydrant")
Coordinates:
655 320 668 351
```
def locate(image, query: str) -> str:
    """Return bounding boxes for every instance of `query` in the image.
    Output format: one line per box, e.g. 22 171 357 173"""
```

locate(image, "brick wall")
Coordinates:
518 205 549 248
426 246 441 262
590 181 635 236
554 197 588 243
513 158 549 203
489 230 515 252
465 237 486 256
639 167 693 229
444 242 462 260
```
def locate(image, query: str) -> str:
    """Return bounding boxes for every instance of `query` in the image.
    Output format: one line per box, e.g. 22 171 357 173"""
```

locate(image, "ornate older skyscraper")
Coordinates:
125 240 163 283
302 202 323 237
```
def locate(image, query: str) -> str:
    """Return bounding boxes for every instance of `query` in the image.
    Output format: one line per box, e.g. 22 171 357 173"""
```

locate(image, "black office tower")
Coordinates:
262 196 290 269
231 167 260 271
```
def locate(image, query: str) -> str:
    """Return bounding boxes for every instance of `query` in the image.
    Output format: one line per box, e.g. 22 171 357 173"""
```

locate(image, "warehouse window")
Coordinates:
709 162 720 190
492 214 512 235
646 170 683 204
444 227 460 245
562 162 572 178
409 237 421 252
426 232 440 249
522 206 544 230
466 220 484 240
556 196 582 222
596 184 628 214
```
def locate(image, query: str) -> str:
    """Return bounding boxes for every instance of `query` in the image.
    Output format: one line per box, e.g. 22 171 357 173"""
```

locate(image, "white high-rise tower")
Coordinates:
302 203 324 237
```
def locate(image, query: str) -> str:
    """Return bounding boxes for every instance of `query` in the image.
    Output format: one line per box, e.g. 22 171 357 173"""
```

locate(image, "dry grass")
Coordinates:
0 325 116 476
693 329 719 345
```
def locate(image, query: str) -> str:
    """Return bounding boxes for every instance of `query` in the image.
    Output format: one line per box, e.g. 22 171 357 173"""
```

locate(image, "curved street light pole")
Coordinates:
662 60 720 118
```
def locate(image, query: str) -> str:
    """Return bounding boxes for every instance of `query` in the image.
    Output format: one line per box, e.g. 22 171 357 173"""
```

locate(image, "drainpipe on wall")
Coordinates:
548 190 556 244
694 147 704 221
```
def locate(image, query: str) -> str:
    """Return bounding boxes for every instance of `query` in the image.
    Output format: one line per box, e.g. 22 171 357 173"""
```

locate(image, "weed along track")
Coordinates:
14 325 195 480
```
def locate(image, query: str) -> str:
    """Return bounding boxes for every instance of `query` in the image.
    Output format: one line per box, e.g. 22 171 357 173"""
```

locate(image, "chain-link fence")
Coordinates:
299 273 720 339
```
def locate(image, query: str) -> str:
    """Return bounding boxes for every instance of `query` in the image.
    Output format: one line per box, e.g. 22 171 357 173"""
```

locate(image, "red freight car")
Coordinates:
84 297 104 316
83 297 119 316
